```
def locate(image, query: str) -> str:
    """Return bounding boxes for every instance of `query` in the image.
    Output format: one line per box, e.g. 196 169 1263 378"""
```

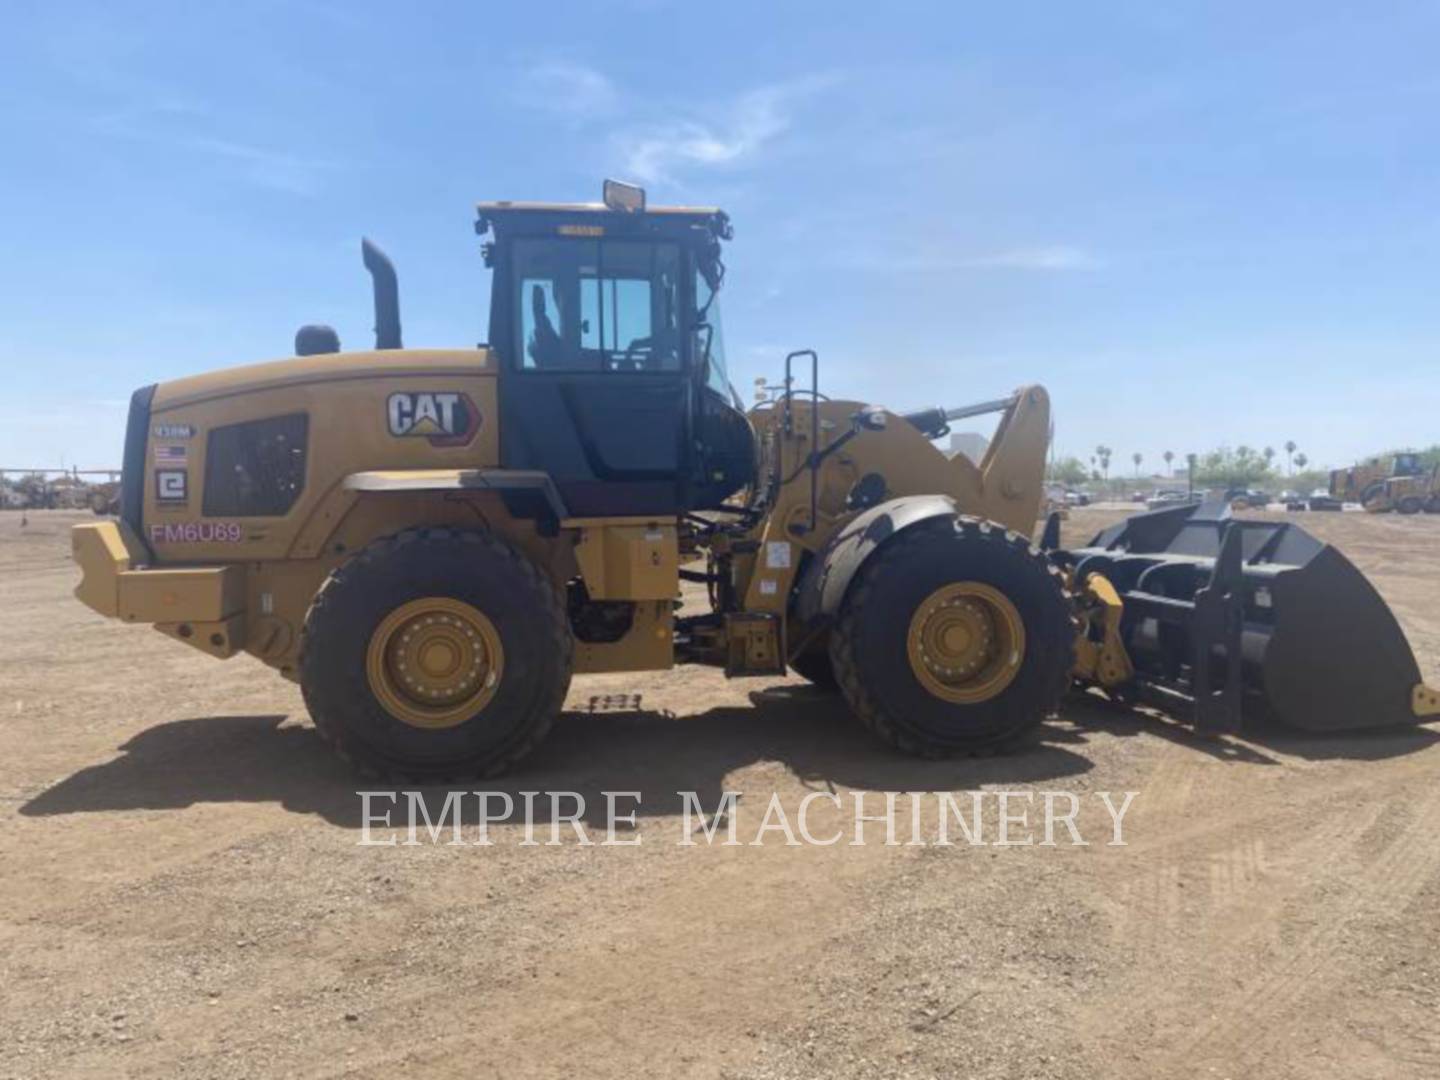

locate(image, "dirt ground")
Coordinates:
3 507 1439 1080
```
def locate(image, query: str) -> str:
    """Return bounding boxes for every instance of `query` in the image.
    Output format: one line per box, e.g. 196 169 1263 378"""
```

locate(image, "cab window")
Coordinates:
695 265 731 397
514 238 682 372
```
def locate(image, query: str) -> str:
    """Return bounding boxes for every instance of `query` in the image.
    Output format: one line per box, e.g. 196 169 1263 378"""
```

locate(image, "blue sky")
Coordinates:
2 1 1437 473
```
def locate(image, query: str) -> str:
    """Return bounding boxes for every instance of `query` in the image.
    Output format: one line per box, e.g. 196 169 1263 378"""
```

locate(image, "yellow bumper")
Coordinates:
72 521 247 658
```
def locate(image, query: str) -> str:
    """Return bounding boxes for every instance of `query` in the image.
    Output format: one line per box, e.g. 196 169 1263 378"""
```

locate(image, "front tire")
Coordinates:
1360 482 1389 512
1397 496 1423 515
829 516 1073 756
789 644 838 691
300 528 572 779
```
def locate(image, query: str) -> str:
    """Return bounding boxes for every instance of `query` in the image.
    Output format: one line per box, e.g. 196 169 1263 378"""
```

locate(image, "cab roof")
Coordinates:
476 200 721 217
474 200 732 243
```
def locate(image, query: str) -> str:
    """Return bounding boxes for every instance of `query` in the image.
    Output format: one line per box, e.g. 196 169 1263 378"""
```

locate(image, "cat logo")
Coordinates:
386 392 481 447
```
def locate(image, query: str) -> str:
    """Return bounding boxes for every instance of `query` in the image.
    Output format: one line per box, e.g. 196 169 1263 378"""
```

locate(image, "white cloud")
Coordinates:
616 77 833 184
960 246 1101 271
93 104 333 196
182 135 332 196
515 61 618 118
848 245 1102 273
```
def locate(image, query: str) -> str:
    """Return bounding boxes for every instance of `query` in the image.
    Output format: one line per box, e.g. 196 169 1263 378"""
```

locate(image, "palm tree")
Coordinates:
1264 446 1276 473
1095 445 1112 495
1163 449 1174 476
1294 452 1308 472
1284 440 1297 475
1132 451 1143 477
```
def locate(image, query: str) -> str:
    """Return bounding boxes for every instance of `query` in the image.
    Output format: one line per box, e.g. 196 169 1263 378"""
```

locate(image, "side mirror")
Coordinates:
853 406 887 432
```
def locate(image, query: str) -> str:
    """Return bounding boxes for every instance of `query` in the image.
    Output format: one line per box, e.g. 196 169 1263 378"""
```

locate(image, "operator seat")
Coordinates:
527 284 564 368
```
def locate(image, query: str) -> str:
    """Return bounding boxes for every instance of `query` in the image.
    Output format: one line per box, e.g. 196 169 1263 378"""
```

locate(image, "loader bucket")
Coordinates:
1054 499 1428 734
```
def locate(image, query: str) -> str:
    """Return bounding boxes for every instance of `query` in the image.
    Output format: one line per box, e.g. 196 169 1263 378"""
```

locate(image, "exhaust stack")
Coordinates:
361 237 403 350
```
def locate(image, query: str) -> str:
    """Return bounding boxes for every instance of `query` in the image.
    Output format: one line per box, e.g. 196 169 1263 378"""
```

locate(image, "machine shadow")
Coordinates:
25 689 1434 828
23 689 1096 828
1061 689 1440 764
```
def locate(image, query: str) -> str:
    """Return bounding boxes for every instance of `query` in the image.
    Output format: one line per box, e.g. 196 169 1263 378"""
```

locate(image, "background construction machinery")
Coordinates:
1330 451 1440 513
1360 462 1440 514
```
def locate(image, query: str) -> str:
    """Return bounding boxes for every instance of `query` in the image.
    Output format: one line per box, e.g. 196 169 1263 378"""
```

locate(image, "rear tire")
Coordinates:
829 516 1073 756
300 528 572 780
1398 496 1423 515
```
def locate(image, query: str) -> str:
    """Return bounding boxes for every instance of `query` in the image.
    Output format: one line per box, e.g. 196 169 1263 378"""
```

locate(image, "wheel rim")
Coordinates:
365 598 504 730
906 582 1026 704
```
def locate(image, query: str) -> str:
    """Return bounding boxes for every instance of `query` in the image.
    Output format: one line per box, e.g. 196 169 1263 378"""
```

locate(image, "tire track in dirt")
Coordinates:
1169 775 1440 1073
1206 834 1268 902
311 799 902 1080
1384 1022 1440 1075
1078 744 1401 1076
1104 742 1198 956
1111 780 1385 944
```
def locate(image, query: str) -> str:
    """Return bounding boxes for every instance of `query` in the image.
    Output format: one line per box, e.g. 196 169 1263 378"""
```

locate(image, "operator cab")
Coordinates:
1393 452 1423 477
477 181 754 517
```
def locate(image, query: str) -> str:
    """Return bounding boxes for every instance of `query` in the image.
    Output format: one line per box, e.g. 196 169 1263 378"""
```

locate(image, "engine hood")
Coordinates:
153 348 493 410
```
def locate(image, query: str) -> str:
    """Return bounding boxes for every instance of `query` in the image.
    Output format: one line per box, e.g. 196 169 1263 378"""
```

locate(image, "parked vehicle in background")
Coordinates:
1042 486 1070 520
1226 487 1271 510
1064 490 1090 506
88 482 121 516
1131 491 1148 503
1307 488 1344 512
1146 489 1199 511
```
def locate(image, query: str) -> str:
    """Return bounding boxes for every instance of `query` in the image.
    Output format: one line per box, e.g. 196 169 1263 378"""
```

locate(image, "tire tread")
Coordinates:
829 515 1073 757
299 527 571 781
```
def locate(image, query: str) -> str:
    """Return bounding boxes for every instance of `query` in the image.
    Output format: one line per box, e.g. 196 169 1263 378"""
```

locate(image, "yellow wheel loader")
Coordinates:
1331 452 1435 513
1364 463 1440 515
71 182 1439 777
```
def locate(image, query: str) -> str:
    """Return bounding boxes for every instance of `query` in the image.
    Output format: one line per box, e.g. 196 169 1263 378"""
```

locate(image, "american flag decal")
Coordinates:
154 444 188 465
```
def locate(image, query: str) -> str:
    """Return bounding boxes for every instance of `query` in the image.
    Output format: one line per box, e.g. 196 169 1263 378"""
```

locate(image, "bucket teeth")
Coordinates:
1416 684 1440 718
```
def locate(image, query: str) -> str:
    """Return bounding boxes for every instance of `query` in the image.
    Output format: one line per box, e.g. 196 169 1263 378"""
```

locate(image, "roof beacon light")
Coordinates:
602 179 646 213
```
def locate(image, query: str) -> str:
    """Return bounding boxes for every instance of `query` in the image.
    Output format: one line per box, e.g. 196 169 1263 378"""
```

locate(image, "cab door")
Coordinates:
497 237 692 517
